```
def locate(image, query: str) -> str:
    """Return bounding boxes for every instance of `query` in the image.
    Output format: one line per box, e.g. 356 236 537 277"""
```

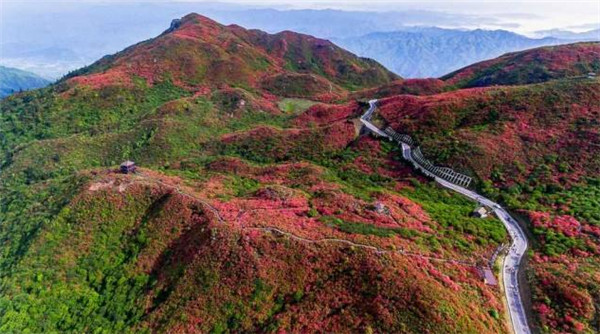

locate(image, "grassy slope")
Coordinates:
378 78 600 189
377 77 600 333
0 74 508 333
351 78 450 100
60 14 397 103
0 172 506 334
442 42 600 88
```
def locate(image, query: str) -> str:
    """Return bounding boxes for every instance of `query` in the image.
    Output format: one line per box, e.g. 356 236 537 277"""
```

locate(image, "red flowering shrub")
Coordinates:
530 212 582 237
377 77 600 190
64 13 396 101
443 42 600 87
351 78 448 99
293 101 360 126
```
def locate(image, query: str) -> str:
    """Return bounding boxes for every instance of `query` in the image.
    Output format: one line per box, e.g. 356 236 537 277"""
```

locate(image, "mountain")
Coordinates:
333 28 565 77
2 11 598 334
4 2 593 79
442 42 600 88
375 45 600 333
1 5 415 80
537 28 600 41
62 13 397 102
351 78 449 99
0 65 50 98
0 14 507 334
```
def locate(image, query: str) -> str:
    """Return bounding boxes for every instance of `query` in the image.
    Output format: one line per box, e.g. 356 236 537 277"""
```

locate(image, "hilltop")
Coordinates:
62 14 397 102
442 42 600 88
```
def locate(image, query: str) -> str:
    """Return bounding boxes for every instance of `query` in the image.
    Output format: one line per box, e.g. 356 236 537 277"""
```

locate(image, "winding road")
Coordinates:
361 100 531 334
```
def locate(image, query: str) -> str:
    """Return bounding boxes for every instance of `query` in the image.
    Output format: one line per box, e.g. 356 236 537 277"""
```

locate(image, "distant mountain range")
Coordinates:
332 28 575 78
1 3 597 79
0 65 50 98
534 29 600 40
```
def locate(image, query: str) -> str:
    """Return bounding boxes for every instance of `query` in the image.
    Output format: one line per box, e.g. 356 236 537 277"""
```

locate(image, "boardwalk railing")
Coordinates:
366 120 473 188
383 127 415 146
360 100 530 334
412 147 472 188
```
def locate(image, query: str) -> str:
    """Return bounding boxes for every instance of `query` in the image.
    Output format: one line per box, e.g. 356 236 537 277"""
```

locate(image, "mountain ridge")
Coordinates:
333 28 570 77
442 42 600 87
61 13 398 102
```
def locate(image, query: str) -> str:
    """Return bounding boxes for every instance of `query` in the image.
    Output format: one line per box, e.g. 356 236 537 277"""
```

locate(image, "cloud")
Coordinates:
565 22 600 31
495 13 543 20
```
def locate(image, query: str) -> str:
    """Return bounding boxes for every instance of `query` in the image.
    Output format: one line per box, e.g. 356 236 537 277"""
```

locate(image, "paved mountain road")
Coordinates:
435 173 530 334
362 100 531 334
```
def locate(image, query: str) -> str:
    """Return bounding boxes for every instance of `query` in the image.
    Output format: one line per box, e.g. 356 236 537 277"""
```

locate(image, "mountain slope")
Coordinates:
333 28 563 78
377 78 600 188
63 14 397 99
0 13 398 162
442 42 600 88
0 14 507 334
351 78 449 99
375 46 600 333
0 65 50 98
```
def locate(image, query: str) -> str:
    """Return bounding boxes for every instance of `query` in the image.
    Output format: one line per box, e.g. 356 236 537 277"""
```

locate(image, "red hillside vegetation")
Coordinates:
377 47 600 334
377 79 600 187
4 10 599 334
64 13 398 102
352 78 448 99
442 42 600 88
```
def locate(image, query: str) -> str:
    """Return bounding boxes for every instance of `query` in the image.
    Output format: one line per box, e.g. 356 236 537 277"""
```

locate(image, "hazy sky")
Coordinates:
2 0 599 35
199 0 600 34
2 0 598 78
